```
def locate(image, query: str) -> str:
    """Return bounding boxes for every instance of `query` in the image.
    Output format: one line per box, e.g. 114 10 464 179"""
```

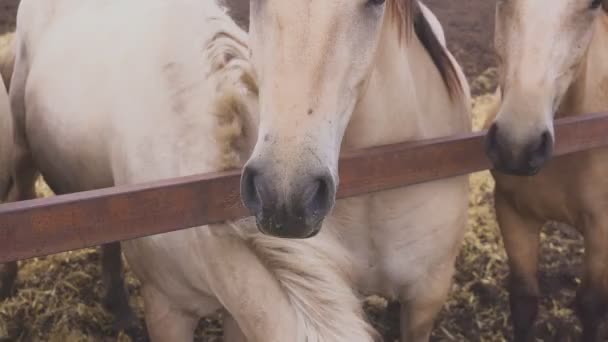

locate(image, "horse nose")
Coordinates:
525 131 553 171
240 164 336 238
241 164 270 214
485 123 553 176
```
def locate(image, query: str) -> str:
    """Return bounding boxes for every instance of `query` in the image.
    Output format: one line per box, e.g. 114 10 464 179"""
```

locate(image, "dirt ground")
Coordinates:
426 0 496 91
0 0 17 34
0 0 592 341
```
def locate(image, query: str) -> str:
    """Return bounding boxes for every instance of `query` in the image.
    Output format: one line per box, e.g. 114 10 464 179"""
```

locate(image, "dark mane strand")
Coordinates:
389 0 463 99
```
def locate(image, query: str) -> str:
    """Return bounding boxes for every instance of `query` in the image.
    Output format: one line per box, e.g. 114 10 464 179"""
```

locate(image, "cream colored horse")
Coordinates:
485 0 608 341
11 0 470 340
0 49 15 299
5 1 142 333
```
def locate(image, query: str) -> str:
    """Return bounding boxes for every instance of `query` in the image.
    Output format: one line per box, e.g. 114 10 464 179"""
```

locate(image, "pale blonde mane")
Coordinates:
206 19 258 171
242 228 379 342
387 0 416 38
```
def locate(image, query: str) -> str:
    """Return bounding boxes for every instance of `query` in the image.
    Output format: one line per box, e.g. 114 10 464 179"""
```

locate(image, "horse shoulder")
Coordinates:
581 16 608 112
14 0 64 52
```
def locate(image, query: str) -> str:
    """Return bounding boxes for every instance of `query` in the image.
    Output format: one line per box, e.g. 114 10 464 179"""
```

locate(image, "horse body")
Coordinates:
12 0 470 341
21 1 227 192
7 0 214 332
0 37 16 299
486 2 608 340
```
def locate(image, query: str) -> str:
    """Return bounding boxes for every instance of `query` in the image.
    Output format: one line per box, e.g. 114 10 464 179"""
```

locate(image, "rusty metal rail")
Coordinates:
0 112 608 263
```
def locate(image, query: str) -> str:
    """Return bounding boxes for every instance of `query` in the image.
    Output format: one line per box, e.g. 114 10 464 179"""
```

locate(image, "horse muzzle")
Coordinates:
240 163 336 238
485 123 554 176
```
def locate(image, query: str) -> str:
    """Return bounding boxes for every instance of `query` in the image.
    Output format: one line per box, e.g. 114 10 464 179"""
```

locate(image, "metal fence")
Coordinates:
1 112 607 263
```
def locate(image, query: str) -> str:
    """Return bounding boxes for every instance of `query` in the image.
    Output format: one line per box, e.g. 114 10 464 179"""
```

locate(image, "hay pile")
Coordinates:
0 76 587 341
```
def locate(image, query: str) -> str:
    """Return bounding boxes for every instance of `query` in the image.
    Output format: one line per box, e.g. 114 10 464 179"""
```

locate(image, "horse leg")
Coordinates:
224 312 247 342
495 192 542 342
0 144 39 299
0 261 17 300
576 219 608 342
142 285 198 341
399 262 455 342
101 242 138 334
0 36 40 301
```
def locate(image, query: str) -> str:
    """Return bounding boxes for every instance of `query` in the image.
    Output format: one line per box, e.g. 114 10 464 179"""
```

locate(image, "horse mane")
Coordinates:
206 16 258 171
241 228 379 342
388 0 463 99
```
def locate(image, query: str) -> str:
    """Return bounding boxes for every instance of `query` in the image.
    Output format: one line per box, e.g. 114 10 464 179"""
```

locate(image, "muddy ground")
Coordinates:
0 0 592 341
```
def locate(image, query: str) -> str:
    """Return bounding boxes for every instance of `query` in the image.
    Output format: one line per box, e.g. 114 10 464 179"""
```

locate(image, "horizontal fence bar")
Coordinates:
0 112 607 263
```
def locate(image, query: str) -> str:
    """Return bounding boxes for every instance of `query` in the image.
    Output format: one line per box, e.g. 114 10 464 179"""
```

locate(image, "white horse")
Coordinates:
6 0 140 333
11 0 470 340
485 0 608 341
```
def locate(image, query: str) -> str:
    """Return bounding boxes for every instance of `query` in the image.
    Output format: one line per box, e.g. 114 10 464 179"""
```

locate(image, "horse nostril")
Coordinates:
240 166 335 238
539 131 552 154
241 165 262 212
528 131 553 170
301 175 335 217
484 123 500 162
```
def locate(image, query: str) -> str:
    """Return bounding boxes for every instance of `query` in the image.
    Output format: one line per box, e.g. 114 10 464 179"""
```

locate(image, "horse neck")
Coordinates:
559 14 608 118
342 25 421 150
343 17 466 151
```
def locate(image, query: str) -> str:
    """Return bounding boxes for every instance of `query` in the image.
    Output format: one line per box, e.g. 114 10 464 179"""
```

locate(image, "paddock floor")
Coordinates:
0 0 593 341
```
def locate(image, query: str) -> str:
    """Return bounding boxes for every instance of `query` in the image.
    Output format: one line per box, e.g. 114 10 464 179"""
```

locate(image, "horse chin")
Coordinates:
492 164 542 177
255 216 323 239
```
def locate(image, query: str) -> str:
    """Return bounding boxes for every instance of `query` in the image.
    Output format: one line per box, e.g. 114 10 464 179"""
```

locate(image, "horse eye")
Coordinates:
591 0 602 9
367 0 386 6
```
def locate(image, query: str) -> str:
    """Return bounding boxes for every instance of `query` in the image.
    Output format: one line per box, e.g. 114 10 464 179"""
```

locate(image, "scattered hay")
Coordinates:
471 91 500 132
469 67 498 96
0 71 589 341
0 249 131 341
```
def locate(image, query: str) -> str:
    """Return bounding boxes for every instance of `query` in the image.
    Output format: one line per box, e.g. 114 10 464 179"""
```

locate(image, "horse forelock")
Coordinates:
245 233 379 342
388 0 463 99
387 0 415 38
